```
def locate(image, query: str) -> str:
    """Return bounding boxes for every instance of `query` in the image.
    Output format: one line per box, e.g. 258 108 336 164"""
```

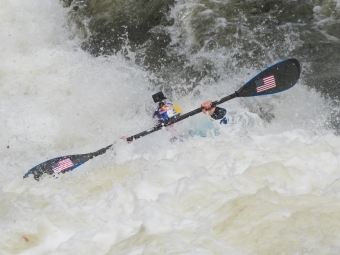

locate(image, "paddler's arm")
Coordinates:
120 136 132 144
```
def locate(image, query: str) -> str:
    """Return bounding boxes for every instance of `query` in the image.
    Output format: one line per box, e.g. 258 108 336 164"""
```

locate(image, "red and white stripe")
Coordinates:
53 158 74 173
257 75 276 93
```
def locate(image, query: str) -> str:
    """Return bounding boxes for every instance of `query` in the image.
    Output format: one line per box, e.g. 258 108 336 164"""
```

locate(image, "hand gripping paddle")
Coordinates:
24 58 301 181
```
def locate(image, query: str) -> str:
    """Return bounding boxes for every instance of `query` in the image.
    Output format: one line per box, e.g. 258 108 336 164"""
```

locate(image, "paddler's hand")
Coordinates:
201 101 216 116
120 136 132 144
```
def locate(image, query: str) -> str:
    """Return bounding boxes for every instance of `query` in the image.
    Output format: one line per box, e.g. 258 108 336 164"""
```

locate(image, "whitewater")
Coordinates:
1 0 340 254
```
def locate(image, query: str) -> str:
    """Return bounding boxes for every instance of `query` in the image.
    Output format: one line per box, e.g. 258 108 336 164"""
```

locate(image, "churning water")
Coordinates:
1 0 340 254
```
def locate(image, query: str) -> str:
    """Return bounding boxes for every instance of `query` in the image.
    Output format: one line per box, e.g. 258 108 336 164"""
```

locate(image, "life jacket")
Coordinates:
153 102 181 124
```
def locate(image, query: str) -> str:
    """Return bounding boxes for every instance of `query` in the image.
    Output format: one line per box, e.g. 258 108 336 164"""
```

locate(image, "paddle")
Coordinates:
23 58 301 181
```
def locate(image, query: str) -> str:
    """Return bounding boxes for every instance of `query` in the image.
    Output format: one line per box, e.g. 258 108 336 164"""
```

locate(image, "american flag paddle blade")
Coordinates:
237 58 300 97
23 156 80 181
23 145 113 181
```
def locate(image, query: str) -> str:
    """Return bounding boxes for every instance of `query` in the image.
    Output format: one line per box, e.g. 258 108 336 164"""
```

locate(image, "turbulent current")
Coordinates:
1 0 340 254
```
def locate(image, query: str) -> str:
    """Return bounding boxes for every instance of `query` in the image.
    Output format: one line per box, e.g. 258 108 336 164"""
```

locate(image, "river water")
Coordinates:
1 0 340 254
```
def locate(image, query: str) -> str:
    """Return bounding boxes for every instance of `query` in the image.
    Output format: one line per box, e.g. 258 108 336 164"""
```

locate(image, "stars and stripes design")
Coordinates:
52 158 74 173
255 75 276 93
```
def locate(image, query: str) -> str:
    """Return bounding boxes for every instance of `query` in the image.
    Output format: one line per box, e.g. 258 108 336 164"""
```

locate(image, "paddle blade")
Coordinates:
238 58 301 97
23 155 89 181
23 145 113 181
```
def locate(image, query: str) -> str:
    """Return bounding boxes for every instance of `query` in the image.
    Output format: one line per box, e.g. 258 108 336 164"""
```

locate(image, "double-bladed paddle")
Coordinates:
23 58 301 181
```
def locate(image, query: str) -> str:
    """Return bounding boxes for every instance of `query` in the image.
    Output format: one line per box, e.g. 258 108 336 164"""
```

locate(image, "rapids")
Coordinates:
1 0 340 254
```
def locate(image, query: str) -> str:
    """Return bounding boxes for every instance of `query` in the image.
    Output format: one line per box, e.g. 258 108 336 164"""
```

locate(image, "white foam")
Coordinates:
2 0 340 254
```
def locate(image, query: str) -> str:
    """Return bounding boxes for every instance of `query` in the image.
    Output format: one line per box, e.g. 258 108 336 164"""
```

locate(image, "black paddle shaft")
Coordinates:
23 58 301 181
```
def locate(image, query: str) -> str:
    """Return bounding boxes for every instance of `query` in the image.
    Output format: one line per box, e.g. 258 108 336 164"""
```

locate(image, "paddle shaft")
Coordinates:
24 58 300 181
